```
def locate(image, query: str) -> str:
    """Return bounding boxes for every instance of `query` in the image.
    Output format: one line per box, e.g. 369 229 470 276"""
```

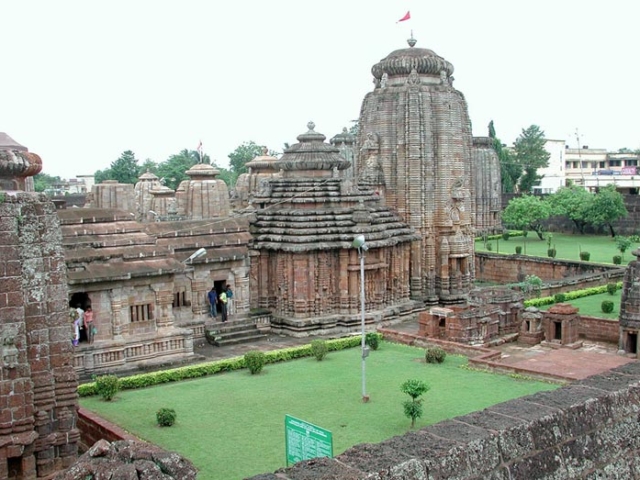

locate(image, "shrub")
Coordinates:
547 248 557 258
607 282 618 295
613 255 622 265
244 351 266 374
486 242 493 251
553 293 566 303
580 251 591 261
502 232 510 241
401 379 430 428
156 408 177 427
425 347 446 364
95 374 119 401
601 300 614 313
365 332 380 351
310 340 328 361
515 246 522 254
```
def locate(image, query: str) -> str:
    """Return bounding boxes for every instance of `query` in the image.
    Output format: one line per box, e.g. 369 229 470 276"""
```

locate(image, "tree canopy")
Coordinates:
583 184 628 237
33 172 62 193
489 120 521 194
546 184 594 233
228 141 264 177
513 125 550 193
155 149 210 190
501 194 551 239
95 150 141 185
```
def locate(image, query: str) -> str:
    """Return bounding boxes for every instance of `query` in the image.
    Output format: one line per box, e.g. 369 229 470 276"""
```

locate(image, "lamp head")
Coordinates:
352 234 368 251
185 247 207 263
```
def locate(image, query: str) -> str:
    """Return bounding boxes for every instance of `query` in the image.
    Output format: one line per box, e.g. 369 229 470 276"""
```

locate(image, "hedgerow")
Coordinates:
77 333 381 397
523 282 623 308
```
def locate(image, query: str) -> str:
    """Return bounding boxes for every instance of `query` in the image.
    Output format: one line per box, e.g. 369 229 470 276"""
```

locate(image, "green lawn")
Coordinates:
540 290 622 320
80 342 557 479
476 233 637 265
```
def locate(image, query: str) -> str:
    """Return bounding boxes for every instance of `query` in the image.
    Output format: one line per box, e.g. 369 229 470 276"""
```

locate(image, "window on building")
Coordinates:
609 160 621 167
173 289 189 308
581 161 589 169
573 162 579 169
626 159 638 167
565 161 571 169
130 303 154 322
599 161 606 168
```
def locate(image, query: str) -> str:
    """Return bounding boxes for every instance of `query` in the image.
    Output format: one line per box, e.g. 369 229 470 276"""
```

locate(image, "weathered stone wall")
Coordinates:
251 362 640 479
475 252 622 285
76 408 139 451
579 316 619 344
0 192 79 478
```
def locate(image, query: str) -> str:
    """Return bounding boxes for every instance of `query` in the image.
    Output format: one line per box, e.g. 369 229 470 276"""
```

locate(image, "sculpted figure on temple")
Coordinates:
407 68 420 86
360 132 385 185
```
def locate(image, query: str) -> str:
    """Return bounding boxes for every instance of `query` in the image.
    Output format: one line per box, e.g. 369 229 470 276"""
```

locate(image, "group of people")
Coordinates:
70 305 96 346
207 285 234 322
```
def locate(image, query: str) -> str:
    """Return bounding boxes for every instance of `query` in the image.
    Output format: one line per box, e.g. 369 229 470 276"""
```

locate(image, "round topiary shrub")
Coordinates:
425 347 446 364
515 246 522 254
156 408 177 427
502 232 510 241
244 350 266 374
580 251 591 261
310 339 328 361
365 332 380 351
95 374 119 402
601 300 614 313
613 255 622 265
486 243 493 251
554 292 566 303
547 248 557 258
607 282 618 295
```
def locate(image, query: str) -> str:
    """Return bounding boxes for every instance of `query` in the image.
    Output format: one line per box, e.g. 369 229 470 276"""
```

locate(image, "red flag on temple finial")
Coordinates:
397 11 410 23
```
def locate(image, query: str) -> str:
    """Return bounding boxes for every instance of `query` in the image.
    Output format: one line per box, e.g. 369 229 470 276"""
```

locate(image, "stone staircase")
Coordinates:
204 315 269 347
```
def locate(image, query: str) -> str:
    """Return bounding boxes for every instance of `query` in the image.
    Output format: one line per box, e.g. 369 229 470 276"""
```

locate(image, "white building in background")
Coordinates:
534 141 640 194
533 139 566 194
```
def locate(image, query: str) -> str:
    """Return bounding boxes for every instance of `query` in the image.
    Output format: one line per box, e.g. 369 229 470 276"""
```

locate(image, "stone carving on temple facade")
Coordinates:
1 324 19 368
407 67 421 86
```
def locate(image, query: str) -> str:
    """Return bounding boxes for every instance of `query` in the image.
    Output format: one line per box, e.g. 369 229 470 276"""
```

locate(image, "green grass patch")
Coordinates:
476 233 637 264
80 342 557 479
539 290 621 320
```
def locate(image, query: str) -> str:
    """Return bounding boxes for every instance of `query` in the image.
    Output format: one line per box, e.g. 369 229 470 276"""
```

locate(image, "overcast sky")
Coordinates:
3 1 639 179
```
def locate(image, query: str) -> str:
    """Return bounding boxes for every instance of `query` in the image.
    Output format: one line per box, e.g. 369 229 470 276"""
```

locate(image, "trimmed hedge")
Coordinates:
524 282 623 308
475 230 524 242
78 333 382 397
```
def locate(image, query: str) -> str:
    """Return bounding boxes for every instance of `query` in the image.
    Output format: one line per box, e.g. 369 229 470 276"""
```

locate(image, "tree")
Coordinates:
228 141 264 178
95 150 141 185
489 121 521 193
400 379 429 429
546 185 594 233
156 149 209 190
501 195 551 240
584 184 628 237
33 172 62 193
513 125 550 193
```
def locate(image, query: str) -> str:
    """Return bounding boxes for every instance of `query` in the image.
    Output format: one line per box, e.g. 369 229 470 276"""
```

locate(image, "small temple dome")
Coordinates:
275 122 351 172
371 39 454 80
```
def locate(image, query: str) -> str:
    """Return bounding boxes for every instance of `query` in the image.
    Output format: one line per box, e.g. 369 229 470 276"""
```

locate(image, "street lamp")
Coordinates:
184 248 206 264
352 234 370 403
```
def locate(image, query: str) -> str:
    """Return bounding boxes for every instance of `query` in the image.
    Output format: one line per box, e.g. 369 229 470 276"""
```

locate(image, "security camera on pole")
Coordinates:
352 234 370 403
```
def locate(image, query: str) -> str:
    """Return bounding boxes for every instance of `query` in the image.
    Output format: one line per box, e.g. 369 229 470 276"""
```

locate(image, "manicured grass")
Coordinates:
476 233 638 265
540 290 622 320
80 342 557 479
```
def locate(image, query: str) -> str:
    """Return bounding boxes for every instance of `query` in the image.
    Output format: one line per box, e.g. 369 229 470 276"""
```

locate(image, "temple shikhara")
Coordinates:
0 38 513 477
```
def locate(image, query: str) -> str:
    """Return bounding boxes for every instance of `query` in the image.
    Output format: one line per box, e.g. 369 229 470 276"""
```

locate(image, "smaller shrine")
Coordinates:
541 303 582 349
619 248 640 357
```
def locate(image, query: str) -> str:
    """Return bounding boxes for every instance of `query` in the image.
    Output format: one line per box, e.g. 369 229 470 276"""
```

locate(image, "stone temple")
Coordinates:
0 37 509 478
355 39 497 305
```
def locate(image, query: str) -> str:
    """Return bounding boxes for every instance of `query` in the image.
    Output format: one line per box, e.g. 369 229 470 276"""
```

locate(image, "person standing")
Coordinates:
207 287 218 318
84 306 95 344
219 289 228 322
226 285 234 317
73 305 84 346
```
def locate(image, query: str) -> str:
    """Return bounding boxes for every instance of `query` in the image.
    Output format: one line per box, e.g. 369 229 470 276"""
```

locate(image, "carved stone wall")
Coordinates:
90 180 135 213
472 136 502 234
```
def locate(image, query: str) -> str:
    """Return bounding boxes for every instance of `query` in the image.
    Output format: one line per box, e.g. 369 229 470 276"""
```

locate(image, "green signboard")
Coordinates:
285 414 333 466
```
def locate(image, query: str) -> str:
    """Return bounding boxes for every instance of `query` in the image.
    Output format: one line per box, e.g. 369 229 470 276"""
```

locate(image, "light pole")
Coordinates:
352 234 370 403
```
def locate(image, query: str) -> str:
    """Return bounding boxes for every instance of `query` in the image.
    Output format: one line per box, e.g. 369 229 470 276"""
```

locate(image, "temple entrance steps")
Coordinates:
204 315 269 347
